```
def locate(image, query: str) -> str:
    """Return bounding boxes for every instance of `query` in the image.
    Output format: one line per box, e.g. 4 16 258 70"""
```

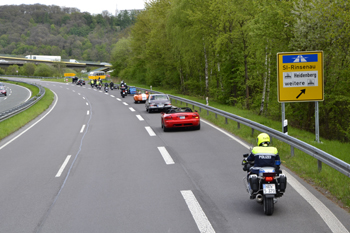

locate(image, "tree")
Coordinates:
22 63 36 76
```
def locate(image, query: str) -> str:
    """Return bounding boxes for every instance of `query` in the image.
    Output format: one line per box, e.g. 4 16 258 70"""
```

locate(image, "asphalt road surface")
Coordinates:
0 79 349 233
0 82 31 113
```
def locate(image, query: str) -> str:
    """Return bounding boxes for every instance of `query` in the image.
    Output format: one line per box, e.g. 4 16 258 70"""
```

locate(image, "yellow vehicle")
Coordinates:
88 71 106 80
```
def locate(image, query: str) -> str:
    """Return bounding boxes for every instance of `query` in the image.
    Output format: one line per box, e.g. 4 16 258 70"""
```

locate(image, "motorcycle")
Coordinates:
110 85 114 90
97 84 102 90
104 86 109 93
242 153 287 216
121 88 126 98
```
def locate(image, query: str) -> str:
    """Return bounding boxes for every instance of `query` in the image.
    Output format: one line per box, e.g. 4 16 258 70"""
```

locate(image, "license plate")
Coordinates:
263 184 276 194
179 116 185 119
158 104 164 107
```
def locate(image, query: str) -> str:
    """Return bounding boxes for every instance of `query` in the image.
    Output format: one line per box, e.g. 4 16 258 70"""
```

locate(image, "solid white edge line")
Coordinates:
129 107 135 112
202 118 348 233
284 170 349 233
136 115 144 121
0 90 58 151
145 126 156 136
80 124 85 133
181 190 216 233
55 155 71 177
201 119 250 148
157 146 174 165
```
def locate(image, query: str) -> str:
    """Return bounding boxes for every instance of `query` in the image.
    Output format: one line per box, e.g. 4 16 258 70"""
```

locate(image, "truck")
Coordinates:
69 59 79 63
25 55 61 62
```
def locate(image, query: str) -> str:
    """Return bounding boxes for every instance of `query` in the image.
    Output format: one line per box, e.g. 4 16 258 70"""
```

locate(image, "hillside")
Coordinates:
0 4 138 62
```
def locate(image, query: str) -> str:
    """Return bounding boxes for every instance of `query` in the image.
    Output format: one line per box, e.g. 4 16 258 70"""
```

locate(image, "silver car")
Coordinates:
145 94 172 113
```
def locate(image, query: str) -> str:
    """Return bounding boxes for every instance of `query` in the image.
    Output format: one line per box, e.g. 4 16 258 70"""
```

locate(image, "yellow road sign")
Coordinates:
277 51 324 102
64 73 75 77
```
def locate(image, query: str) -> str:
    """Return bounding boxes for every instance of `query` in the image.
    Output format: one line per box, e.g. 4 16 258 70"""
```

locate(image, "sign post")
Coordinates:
277 51 324 142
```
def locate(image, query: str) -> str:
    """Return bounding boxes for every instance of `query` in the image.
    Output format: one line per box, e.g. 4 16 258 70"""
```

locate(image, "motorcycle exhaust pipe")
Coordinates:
256 194 263 203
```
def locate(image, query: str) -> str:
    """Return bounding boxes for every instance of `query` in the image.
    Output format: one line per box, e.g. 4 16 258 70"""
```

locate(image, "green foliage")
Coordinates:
0 68 5 75
22 63 36 76
6 65 19 75
0 4 140 62
115 0 350 142
33 64 56 77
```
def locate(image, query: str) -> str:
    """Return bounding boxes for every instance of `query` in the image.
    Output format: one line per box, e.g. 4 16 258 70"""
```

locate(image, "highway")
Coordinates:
0 79 349 233
0 82 31 113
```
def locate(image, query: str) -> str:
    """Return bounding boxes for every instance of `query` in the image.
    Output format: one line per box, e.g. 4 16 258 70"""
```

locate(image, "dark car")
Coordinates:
145 94 172 113
76 79 85 85
0 86 7 96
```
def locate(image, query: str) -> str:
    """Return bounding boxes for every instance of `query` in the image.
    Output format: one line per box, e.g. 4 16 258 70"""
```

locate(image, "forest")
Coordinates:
0 4 139 62
110 0 350 142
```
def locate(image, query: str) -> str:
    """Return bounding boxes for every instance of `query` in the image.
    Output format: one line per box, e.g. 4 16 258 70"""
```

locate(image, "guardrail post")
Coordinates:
186 103 188 107
225 117 228 124
193 105 194 109
237 122 240 129
291 146 294 157
215 113 217 119
199 108 201 112
317 160 322 172
251 128 254 136
207 110 209 115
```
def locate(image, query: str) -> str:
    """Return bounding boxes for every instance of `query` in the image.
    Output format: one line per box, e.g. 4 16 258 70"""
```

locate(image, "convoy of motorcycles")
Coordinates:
88 79 127 98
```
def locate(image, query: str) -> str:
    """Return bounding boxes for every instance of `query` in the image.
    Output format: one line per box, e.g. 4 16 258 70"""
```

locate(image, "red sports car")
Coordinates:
161 107 200 132
0 86 7 96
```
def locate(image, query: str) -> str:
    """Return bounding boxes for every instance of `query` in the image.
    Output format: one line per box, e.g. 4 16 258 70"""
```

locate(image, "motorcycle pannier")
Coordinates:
278 175 287 192
249 175 259 192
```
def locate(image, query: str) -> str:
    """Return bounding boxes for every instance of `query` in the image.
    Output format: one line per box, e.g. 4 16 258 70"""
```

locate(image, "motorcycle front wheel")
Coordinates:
263 196 274 216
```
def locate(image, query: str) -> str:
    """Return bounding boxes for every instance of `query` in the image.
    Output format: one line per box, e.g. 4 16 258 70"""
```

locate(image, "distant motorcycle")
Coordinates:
104 86 109 93
121 88 126 98
242 153 287 216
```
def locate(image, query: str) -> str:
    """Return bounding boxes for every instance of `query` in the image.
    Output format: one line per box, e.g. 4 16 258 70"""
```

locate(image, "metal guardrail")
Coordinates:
136 87 350 178
0 80 45 122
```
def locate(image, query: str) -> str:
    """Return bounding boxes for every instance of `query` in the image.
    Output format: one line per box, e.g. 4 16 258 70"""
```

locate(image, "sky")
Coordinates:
0 0 146 15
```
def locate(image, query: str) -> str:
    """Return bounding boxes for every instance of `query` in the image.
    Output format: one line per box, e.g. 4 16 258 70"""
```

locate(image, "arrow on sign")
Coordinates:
296 89 306 99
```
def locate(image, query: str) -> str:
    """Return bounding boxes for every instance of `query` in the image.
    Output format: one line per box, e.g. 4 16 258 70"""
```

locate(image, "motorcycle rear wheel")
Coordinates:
263 196 274 216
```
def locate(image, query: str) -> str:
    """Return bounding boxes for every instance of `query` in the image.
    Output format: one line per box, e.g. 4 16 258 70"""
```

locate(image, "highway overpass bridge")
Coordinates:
0 55 112 72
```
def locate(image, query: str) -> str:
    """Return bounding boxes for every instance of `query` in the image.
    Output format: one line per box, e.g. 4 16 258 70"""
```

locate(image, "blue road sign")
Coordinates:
282 54 318 64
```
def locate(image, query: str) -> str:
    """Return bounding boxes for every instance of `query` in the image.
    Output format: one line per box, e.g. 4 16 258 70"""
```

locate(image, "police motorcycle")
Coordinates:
241 136 287 216
104 83 109 93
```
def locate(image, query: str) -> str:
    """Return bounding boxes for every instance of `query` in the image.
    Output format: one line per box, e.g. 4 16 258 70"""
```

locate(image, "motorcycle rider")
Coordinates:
91 79 95 87
120 82 126 96
110 81 114 89
243 133 281 197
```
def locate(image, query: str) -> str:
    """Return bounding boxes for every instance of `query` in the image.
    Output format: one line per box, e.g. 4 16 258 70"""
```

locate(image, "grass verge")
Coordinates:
0 87 54 140
0 79 39 98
